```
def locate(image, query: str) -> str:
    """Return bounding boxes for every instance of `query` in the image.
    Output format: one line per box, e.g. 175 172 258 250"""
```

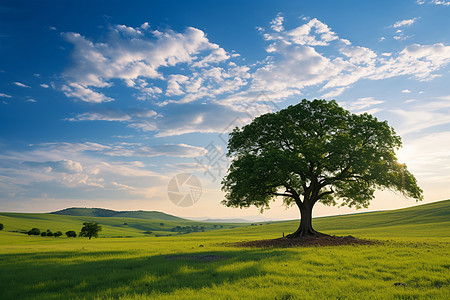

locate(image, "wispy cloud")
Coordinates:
13 82 30 88
390 97 450 134
417 0 450 6
392 18 418 28
0 93 12 98
339 97 384 114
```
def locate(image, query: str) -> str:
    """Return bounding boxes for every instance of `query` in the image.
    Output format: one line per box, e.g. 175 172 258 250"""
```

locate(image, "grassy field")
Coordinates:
0 200 449 299
0 210 248 238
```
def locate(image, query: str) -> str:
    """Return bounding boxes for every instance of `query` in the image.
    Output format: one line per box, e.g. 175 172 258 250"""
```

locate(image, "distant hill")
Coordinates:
51 207 186 221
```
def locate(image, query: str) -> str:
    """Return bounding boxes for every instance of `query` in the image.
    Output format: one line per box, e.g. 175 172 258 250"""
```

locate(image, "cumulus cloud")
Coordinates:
270 13 284 32
59 16 450 137
252 16 450 100
61 23 234 103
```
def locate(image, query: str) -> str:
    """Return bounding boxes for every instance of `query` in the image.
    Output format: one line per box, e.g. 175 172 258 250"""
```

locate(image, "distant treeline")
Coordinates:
2 222 101 239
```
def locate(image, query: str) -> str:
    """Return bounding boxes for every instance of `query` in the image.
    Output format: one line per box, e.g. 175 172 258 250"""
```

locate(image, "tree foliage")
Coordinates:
222 99 423 236
66 230 77 238
28 228 41 236
79 222 102 239
0 223 3 231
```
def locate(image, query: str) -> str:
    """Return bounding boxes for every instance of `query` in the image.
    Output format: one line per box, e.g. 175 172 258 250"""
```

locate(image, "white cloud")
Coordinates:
58 16 450 137
0 93 12 98
13 82 30 88
419 0 450 5
66 108 156 122
270 13 284 32
340 97 384 114
103 143 206 158
61 83 114 103
61 23 233 103
397 132 450 187
40 84 49 88
249 16 450 101
392 18 418 28
390 97 450 134
402 89 411 93
23 159 83 174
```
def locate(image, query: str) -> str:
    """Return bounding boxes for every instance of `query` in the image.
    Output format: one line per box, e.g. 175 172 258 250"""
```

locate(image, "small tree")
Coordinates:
28 228 40 236
46 230 53 237
0 223 3 231
79 222 102 239
66 230 77 238
222 99 423 237
53 231 63 237
41 232 47 237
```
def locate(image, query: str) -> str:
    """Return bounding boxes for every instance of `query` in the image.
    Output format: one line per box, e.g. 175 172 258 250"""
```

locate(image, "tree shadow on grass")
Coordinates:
0 248 296 299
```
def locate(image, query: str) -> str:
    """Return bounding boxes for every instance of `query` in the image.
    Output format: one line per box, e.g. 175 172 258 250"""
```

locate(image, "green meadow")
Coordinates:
0 200 449 299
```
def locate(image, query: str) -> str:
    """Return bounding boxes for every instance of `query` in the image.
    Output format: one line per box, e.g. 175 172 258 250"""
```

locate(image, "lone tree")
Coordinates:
222 99 423 237
0 223 3 231
79 222 102 239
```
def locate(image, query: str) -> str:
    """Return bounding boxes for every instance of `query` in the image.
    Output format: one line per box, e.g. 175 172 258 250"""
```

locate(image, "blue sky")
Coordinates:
1 0 450 220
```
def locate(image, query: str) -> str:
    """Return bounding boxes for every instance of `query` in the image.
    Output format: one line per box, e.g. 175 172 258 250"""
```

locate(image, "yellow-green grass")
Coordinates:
0 200 449 299
0 212 247 238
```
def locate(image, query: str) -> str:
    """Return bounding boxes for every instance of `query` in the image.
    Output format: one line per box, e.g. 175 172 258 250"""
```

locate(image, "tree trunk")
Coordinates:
286 201 326 238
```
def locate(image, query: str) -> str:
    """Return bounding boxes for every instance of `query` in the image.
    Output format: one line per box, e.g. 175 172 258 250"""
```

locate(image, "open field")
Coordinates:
0 209 248 238
0 200 449 299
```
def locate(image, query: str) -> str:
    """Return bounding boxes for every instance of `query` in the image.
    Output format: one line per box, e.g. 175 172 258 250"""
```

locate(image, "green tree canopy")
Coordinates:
66 230 77 238
222 99 423 237
28 228 41 236
79 222 102 239
0 223 3 231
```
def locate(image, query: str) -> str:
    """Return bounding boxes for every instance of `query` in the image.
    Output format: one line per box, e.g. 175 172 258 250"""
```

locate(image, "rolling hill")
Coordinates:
51 207 186 221
0 199 448 239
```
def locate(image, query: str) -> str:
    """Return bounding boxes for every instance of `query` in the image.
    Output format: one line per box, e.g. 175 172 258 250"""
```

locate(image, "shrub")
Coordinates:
160 223 164 226
28 228 40 235
41 232 47 237
54 231 63 237
66 230 77 238
46 230 53 237
0 223 4 231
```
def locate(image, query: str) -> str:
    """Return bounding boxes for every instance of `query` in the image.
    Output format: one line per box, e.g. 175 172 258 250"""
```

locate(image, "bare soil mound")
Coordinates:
234 235 378 248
